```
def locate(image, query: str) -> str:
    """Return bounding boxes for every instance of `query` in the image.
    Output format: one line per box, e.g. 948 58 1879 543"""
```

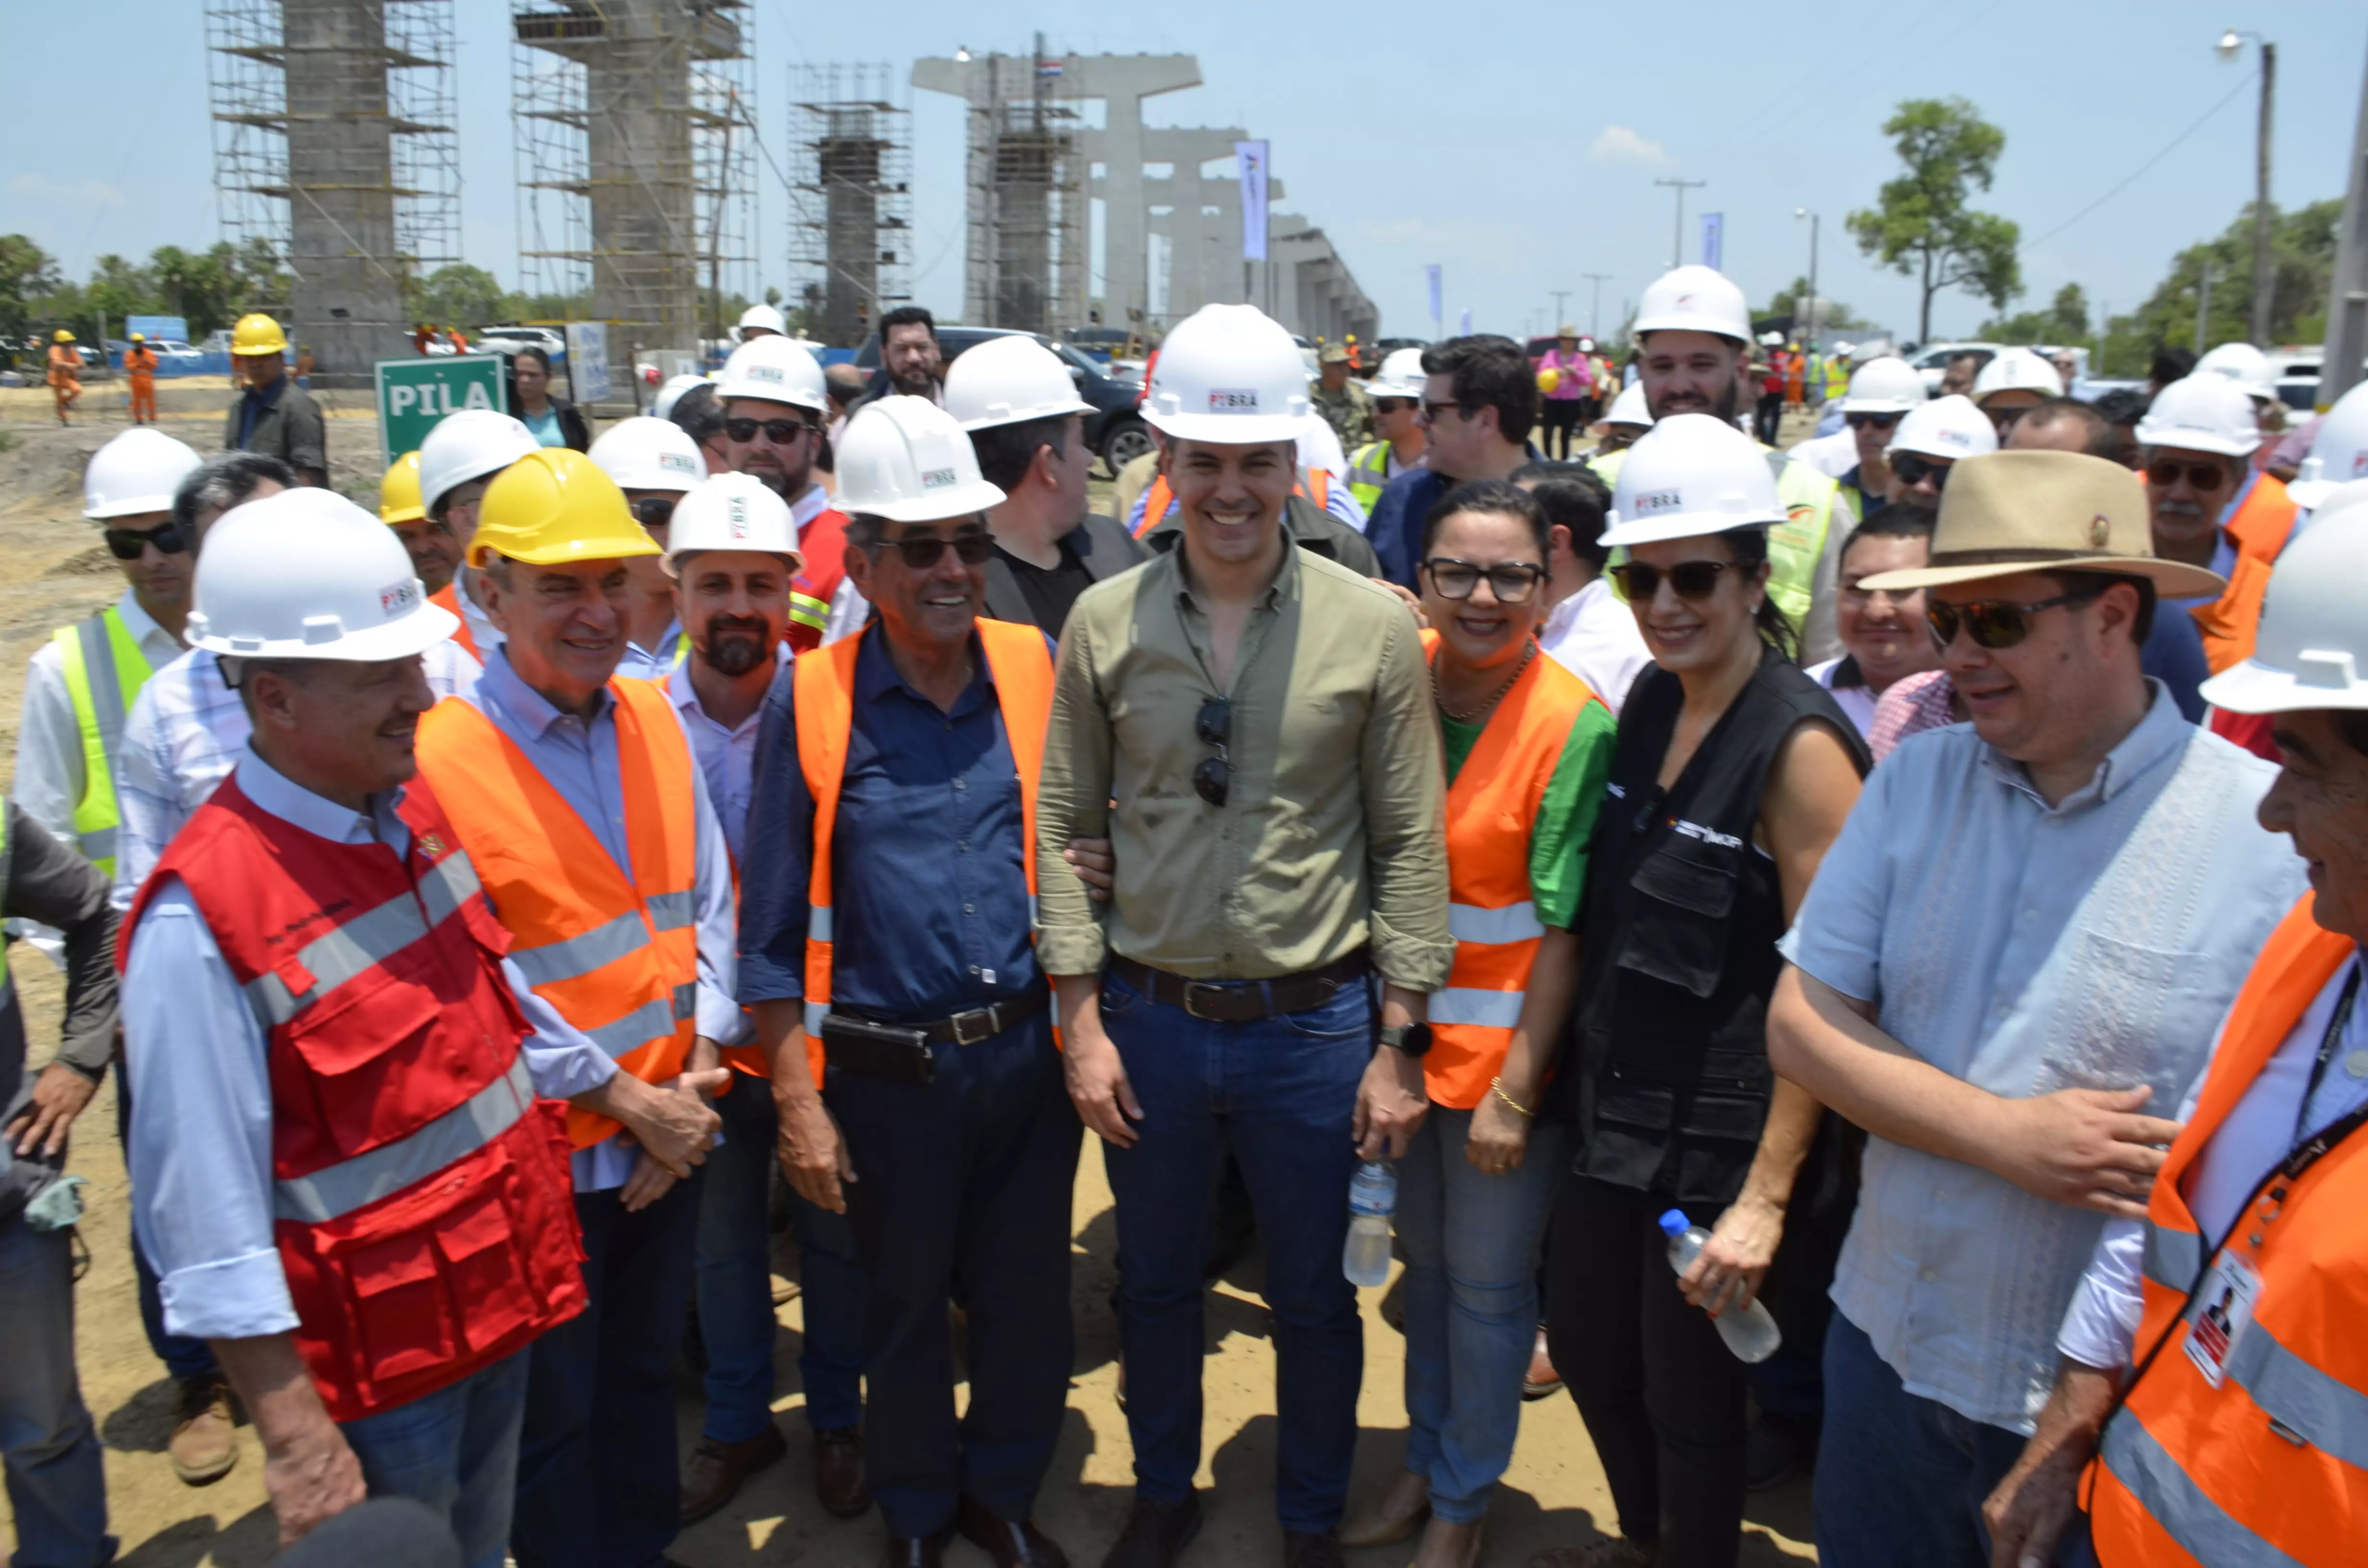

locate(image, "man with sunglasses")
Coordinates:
1766 449 2308 1568
741 397 1081 1568
588 416 711 678
1346 348 1430 516
710 335 855 653
1035 303 1452 1568
1805 354 1928 513
2135 375 2301 682
1969 347 2065 442
1879 395 1996 528
1368 334 1538 586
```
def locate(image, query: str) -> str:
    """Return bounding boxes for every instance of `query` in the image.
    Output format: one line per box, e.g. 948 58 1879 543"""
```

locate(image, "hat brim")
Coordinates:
191 600 461 663
1598 509 1782 549
473 533 665 567
1857 556 2227 599
2131 423 2257 458
955 392 1094 431
2198 656 2368 716
2286 478 2337 510
663 546 805 579
380 505 427 525
1141 411 1307 444
852 478 1009 523
1840 397 1921 415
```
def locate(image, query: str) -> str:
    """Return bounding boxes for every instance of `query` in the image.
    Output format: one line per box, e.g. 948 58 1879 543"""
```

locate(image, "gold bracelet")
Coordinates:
1490 1075 1535 1117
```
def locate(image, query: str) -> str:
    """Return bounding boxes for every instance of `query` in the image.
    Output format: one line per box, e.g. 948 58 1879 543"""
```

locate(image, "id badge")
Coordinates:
2183 1250 2264 1389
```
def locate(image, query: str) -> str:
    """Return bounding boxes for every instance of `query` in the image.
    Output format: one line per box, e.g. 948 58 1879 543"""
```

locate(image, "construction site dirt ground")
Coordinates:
0 395 1820 1566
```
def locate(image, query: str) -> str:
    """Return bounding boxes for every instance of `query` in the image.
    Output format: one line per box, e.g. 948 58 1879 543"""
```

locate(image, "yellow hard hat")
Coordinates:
231 313 289 355
469 448 660 568
1537 366 1561 395
379 450 426 525
130 331 146 343
54 329 74 343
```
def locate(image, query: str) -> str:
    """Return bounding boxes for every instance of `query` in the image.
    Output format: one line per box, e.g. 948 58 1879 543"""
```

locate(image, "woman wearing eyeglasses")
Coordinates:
1530 416 1868 1568
1341 481 1617 1568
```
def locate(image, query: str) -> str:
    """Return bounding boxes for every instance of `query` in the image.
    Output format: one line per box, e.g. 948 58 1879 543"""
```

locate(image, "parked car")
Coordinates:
852 325 1154 476
1909 341 2004 393
473 324 568 364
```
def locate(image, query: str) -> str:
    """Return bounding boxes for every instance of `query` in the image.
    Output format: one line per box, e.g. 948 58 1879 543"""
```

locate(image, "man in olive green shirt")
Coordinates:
1034 301 1452 1568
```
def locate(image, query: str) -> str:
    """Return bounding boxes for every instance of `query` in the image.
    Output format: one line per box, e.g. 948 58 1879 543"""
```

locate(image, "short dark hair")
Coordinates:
844 512 887 548
669 381 723 443
1419 336 1536 450
1840 509 1936 564
2052 569 2157 644
2091 388 2148 429
2018 397 2116 459
2149 345 2197 386
1527 478 1611 568
880 306 937 339
1421 478 1552 559
174 450 296 540
969 415 1070 493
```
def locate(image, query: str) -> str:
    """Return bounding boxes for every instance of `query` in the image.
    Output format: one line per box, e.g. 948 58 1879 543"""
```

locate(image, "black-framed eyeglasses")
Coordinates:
722 416 815 444
1422 558 1546 604
1845 412 1900 431
870 531 994 569
1926 589 2102 651
630 497 677 530
1193 697 1231 807
104 521 189 560
2146 459 2230 493
1420 399 1468 424
1607 559 1730 602
1891 452 1955 491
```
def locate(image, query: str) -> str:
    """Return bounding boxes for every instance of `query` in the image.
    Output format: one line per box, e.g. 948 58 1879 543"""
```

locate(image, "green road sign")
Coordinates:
375 354 509 467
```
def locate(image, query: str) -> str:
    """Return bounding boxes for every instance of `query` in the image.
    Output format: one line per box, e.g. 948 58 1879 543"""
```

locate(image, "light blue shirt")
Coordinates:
666 645 789 861
123 750 622 1341
1780 682 2306 1433
461 648 744 1190
616 616 684 683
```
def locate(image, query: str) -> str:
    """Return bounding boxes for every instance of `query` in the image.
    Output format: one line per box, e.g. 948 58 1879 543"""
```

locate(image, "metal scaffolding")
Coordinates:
939 40 1085 335
789 63 910 348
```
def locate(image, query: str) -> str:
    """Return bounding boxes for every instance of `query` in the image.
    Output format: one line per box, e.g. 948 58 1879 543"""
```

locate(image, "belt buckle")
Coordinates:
1181 981 1229 1022
950 1007 996 1046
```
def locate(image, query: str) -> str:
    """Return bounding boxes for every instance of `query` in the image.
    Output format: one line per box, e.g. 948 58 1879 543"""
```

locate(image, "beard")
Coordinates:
1649 376 1741 425
891 366 937 398
701 617 773 676
1887 494 1938 524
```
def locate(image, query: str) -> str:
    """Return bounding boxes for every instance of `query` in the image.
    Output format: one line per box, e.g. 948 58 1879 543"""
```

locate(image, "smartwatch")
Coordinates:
1379 1022 1434 1058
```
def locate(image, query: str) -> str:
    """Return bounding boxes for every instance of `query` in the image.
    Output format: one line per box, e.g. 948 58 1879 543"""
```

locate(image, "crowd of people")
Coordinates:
5 264 2368 1568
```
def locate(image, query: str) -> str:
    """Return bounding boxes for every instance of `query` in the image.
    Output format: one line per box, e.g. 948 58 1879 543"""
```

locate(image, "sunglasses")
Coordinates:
722 416 814 444
1374 398 1416 415
1193 697 1231 807
105 522 189 560
1607 559 1730 601
871 531 994 569
1420 399 1469 424
1926 589 2101 650
1891 453 1954 491
1423 558 1545 604
631 497 677 530
1845 412 1900 431
2145 460 2229 492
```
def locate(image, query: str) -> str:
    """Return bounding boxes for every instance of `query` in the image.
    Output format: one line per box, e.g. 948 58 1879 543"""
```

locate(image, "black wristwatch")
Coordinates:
1379 1022 1433 1058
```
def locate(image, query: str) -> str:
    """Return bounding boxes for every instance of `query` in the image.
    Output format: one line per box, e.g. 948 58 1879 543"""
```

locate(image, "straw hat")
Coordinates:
1857 449 2226 599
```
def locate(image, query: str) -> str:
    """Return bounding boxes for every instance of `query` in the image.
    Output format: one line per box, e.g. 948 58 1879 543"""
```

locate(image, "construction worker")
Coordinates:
417 408 543 660
1347 348 1430 515
1587 381 1652 456
223 313 326 487
1311 344 1375 451
2137 375 2300 686
710 334 855 650
47 330 82 426
448 323 470 353
587 416 709 677
1814 355 1929 514
1969 345 2065 442
737 302 789 342
378 451 455 596
125 331 160 424
413 447 739 1568
1784 340 1807 413
1983 485 2368 1568
1344 331 1364 374
946 331 1147 633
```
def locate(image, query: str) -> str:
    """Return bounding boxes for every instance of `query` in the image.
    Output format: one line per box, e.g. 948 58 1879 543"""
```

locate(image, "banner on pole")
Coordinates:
1237 141 1270 262
565 321 611 405
1459 307 1472 337
1426 265 1443 330
1700 212 1725 271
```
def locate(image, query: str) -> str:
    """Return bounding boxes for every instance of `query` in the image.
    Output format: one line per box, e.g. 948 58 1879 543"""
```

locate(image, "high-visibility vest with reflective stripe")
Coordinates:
416 676 703 1147
1136 467 1331 539
430 583 480 662
1420 630 1603 1108
52 606 155 873
1348 441 1394 514
1587 445 1838 637
793 620 1052 1038
2190 474 2297 677
121 772 585 1423
2086 894 2368 1567
788 505 852 651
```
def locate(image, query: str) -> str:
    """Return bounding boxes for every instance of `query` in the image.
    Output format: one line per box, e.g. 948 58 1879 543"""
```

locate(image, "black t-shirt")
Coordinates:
997 536 1097 634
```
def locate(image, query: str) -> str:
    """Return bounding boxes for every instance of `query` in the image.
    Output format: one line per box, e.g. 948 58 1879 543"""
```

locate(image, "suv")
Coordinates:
853 326 1153 476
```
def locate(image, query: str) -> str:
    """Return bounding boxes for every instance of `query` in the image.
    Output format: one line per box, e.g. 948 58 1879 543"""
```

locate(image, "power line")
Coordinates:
2024 71 2258 248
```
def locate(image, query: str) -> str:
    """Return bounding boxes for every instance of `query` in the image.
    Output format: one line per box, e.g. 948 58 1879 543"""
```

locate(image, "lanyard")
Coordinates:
2293 962 2362 1150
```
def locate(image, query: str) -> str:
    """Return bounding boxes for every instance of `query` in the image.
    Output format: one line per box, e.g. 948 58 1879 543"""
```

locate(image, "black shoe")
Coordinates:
1282 1530 1344 1568
878 1527 953 1567
1100 1492 1203 1568
1745 1411 1817 1492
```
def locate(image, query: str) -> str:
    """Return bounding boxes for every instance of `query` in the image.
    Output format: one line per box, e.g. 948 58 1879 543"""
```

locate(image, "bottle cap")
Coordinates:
1657 1209 1690 1237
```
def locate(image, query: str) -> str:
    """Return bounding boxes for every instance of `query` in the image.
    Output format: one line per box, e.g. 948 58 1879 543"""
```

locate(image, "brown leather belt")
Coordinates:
1105 950 1370 1024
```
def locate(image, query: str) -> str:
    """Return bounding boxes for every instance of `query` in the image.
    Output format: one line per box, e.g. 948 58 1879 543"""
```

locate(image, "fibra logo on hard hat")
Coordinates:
921 467 957 489
1632 490 1685 515
1208 389 1258 412
660 453 701 478
379 579 421 617
1939 428 1972 448
750 365 784 383
727 496 750 539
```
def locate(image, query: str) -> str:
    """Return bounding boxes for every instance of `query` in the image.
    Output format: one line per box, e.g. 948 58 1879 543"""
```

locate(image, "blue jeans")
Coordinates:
0 1217 113 1568
117 1071 215 1381
1396 1106 1564 1524
1099 967 1372 1533
1815 1313 2093 1568
694 1074 866 1442
340 1348 530 1568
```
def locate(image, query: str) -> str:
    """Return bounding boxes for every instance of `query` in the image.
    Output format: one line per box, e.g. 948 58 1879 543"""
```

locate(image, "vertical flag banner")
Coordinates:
1426 265 1443 331
1459 307 1473 337
1700 212 1725 271
1237 141 1270 262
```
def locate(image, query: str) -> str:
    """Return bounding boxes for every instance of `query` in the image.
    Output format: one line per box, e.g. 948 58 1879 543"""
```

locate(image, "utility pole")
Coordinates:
1795 208 1821 344
1583 271 1611 338
2321 32 2368 407
1655 179 1706 270
2219 30 2279 346
2196 260 2217 354
1551 289 1571 332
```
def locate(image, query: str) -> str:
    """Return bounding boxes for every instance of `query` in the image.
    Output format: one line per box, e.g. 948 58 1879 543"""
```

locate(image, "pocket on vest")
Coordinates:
1615 849 1737 999
284 976 445 1159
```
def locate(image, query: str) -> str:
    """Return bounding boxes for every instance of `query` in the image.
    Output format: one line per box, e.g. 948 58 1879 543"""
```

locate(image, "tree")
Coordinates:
407 263 506 330
1847 98 2023 343
0 234 62 339
1977 282 2090 344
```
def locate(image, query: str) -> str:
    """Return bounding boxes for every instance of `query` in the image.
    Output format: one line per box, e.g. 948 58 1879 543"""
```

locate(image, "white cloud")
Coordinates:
1586 126 1673 172
5 173 124 208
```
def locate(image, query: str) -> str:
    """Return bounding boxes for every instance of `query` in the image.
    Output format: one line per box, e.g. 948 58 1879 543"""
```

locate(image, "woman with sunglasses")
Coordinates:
1341 481 1617 1568
1532 416 1868 1568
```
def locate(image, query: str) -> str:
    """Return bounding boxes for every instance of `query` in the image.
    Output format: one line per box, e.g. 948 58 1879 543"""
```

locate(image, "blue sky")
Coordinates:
5 0 2364 345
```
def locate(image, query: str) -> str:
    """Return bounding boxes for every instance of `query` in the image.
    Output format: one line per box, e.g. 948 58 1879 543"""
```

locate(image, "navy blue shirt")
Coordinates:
1369 466 1453 588
2143 600 2212 724
235 374 285 449
738 622 1044 1025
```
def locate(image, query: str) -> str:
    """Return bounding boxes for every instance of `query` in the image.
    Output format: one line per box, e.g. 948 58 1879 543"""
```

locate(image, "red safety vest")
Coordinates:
1135 468 1331 539
789 505 852 652
122 774 585 1423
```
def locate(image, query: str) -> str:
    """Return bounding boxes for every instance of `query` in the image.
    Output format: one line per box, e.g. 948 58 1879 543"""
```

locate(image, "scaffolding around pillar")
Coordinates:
944 46 1084 335
789 63 910 349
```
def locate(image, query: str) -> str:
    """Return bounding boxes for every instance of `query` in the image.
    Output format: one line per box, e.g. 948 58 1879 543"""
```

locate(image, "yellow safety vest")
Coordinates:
1587 445 1843 638
52 606 156 873
1348 440 1394 514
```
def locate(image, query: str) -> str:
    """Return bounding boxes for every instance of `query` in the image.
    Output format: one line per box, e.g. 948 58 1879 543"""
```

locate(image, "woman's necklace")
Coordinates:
1433 641 1535 724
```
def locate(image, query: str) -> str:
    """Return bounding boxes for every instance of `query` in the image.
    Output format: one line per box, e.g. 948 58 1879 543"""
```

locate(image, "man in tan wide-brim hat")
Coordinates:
1765 446 2309 1566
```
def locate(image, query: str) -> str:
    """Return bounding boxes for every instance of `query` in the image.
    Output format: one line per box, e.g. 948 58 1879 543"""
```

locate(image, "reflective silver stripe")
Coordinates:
271 1057 534 1225
810 904 834 943
2144 1224 2203 1294
78 825 117 862
75 616 130 762
242 853 486 1029
804 1001 828 1035
2227 1318 2368 1470
673 981 696 1020
507 908 652 989
2099 1412 2305 1568
1429 987 1526 1029
645 890 695 932
1448 900 1546 946
582 994 681 1058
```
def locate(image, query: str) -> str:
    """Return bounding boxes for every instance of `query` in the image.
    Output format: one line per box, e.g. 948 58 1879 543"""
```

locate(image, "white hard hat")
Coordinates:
715 335 827 413
1632 265 1752 345
652 373 712 422
1601 381 1651 428
1888 394 1999 462
737 303 789 339
1850 337 1896 364
943 334 1093 430
1758 330 1785 347
187 488 458 662
2199 483 2368 714
84 426 203 519
1970 345 2064 405
835 396 1007 522
2288 382 2368 509
418 409 539 514
1600 413 1785 548
1840 355 1929 415
1367 347 1427 400
1140 303 1311 443
2195 342 2277 401
587 416 708 493
662 472 803 577
2134 375 2261 459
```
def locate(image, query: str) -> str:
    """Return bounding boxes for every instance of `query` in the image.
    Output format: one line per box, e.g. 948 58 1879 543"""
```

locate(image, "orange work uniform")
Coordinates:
125 345 159 423
46 344 82 423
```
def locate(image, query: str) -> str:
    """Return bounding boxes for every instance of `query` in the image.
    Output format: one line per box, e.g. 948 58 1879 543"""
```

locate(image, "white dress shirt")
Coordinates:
1537 575 1653 716
1806 656 1882 737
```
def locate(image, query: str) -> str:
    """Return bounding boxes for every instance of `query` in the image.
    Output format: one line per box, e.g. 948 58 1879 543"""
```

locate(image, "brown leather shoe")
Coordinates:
678 1421 788 1524
815 1425 872 1518
170 1373 239 1486
879 1528 953 1568
958 1494 1070 1567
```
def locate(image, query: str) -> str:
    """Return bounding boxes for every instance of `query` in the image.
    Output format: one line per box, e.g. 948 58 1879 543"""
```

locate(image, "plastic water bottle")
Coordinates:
1343 1161 1397 1287
1659 1209 1782 1364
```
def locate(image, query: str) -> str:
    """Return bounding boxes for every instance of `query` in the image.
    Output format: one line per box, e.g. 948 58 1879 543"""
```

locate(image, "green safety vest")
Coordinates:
52 606 155 874
1587 445 1843 638
1348 440 1394 514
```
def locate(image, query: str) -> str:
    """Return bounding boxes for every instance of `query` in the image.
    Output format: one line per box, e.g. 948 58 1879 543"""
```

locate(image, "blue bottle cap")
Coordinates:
1657 1209 1690 1237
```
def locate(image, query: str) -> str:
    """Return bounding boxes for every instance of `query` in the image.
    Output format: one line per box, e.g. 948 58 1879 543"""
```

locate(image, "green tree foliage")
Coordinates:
1978 282 2091 344
0 235 63 339
405 264 508 331
1847 98 2024 343
2089 199 2344 375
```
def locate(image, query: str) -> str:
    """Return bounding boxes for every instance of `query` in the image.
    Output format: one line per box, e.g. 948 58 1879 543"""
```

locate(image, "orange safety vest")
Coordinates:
1135 467 1331 539
2189 474 2298 676
1421 631 1603 1107
430 583 480 662
125 345 158 382
2085 894 2368 1566
416 677 703 1147
792 619 1052 1039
